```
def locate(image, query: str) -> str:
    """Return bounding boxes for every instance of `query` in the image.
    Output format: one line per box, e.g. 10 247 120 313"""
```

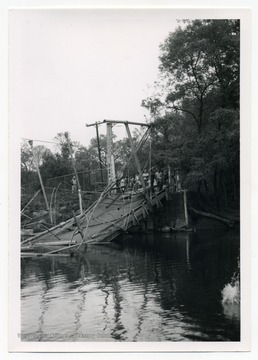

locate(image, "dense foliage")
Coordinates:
21 127 150 193
142 20 240 209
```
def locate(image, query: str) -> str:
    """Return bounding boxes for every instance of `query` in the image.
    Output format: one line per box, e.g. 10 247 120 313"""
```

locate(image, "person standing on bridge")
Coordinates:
135 172 141 190
129 176 135 190
142 169 149 186
120 177 126 193
150 167 155 192
155 169 163 191
71 176 77 194
175 169 182 192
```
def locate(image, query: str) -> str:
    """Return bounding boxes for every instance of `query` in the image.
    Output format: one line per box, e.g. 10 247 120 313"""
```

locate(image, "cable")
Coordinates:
21 138 58 145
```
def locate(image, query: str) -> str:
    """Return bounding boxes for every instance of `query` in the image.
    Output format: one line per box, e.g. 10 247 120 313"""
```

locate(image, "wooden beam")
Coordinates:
95 123 104 185
86 123 105 185
106 122 116 186
21 189 41 214
21 252 71 258
104 119 152 127
29 141 50 220
86 121 105 127
72 211 84 240
65 134 83 214
124 122 147 192
189 207 234 227
183 190 189 227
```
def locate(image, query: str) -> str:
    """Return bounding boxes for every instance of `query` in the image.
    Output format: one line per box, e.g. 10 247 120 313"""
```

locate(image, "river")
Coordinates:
21 229 240 342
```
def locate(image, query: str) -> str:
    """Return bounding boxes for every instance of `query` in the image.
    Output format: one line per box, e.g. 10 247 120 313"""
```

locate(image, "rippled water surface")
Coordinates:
21 230 240 342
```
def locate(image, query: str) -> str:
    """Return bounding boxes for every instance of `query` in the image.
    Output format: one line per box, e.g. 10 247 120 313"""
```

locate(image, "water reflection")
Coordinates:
21 229 240 341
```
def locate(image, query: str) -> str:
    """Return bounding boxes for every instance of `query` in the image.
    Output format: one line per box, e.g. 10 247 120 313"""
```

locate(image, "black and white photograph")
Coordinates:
7 5 252 353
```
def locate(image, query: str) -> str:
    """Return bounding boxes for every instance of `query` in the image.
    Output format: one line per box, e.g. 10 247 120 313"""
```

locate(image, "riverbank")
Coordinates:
148 191 239 233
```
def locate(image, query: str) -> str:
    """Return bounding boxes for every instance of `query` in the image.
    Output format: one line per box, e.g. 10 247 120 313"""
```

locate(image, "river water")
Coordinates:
21 229 240 342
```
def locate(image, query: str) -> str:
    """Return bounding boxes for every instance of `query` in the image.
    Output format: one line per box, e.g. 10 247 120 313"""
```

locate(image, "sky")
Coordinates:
9 9 178 148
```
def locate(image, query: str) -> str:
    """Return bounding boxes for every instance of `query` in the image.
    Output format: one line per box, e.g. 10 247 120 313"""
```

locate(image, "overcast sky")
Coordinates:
9 9 178 148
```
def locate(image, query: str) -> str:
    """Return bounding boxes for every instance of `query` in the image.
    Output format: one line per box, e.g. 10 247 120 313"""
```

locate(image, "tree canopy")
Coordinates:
142 19 240 209
21 128 150 194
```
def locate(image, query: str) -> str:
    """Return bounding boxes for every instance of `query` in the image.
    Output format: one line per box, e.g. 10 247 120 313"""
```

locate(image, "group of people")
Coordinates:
71 167 181 194
117 167 170 193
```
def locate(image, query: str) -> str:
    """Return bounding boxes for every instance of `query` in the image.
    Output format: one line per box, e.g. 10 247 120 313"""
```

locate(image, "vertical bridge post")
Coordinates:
95 123 104 186
106 123 116 189
124 122 147 193
86 121 105 187
64 133 83 215
183 189 189 227
28 140 51 223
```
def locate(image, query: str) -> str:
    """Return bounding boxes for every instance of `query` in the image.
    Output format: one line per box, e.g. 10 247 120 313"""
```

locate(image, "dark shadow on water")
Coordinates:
21 228 240 341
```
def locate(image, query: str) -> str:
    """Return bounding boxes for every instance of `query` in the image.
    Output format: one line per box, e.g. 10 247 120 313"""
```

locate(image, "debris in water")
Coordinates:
221 278 240 305
221 274 240 320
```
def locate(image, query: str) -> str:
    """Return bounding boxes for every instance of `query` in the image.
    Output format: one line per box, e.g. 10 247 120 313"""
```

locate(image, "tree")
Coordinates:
21 141 50 185
74 145 92 172
54 132 72 160
21 141 34 173
142 20 240 209
143 20 239 130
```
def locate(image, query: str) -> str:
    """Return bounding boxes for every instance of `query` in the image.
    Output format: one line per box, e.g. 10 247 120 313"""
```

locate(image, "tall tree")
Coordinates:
142 20 240 209
143 20 239 127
